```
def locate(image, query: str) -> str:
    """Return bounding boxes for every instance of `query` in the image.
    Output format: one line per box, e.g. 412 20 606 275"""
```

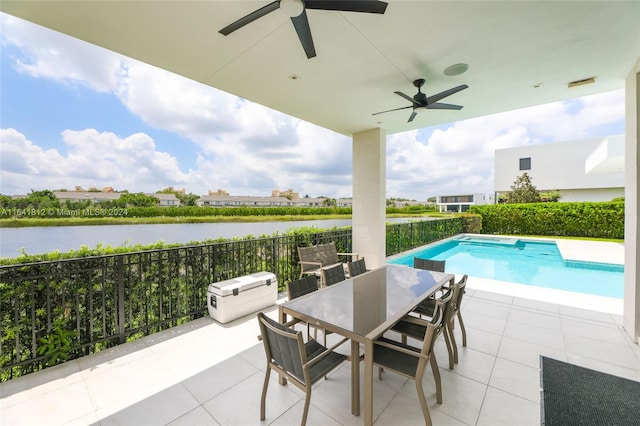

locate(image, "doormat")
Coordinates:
541 356 640 425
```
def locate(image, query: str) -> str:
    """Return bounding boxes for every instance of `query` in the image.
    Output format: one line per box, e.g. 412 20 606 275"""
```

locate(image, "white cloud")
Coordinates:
1 14 124 92
0 128 192 194
0 13 625 200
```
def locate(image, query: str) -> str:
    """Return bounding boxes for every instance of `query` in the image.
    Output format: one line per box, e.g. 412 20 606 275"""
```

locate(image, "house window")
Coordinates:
519 157 531 171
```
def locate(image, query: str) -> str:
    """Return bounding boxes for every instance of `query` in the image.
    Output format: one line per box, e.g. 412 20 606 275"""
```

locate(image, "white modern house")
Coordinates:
436 193 494 212
495 135 625 202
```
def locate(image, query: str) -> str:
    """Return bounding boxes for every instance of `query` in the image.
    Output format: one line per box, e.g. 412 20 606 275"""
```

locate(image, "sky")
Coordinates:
0 13 626 201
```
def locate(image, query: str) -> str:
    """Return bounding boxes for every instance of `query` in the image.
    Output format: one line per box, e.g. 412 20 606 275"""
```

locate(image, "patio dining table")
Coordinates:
279 264 454 425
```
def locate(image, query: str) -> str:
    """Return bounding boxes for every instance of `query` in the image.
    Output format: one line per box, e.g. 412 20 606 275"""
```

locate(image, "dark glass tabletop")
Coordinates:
281 264 454 340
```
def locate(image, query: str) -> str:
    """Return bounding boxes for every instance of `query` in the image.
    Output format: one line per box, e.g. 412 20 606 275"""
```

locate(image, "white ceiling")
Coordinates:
2 1 639 136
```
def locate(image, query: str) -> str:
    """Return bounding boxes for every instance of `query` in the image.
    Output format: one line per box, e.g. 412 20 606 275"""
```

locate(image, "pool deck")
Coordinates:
554 238 624 265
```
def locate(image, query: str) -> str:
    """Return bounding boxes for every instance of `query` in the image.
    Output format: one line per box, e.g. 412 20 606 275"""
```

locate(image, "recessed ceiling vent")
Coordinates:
568 76 596 88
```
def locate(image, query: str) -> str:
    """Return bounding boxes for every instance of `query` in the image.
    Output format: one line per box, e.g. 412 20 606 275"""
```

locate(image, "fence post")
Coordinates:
117 256 125 344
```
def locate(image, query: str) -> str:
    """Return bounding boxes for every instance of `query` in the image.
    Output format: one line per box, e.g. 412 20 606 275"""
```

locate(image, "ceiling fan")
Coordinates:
372 79 469 123
218 0 388 59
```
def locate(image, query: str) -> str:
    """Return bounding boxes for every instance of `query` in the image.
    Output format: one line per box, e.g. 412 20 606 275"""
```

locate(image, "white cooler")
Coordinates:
207 271 278 323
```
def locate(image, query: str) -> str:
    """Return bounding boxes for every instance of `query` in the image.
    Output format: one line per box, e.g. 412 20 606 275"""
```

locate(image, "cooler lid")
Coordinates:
208 272 276 296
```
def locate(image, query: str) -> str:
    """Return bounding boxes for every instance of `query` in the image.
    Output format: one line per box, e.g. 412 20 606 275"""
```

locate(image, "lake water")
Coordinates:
0 218 415 258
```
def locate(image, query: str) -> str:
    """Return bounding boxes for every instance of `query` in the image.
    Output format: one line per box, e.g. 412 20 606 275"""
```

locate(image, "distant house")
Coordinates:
293 197 325 207
54 191 121 203
197 195 293 207
494 135 624 202
336 198 352 208
152 193 181 207
389 200 430 208
437 194 494 213
52 191 180 207
196 194 354 208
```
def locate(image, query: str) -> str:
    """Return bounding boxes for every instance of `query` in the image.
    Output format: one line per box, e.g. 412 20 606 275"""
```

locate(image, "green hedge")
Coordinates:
457 213 482 233
468 202 624 239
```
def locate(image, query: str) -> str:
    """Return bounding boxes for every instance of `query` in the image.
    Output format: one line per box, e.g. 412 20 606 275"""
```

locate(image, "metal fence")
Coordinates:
0 218 461 380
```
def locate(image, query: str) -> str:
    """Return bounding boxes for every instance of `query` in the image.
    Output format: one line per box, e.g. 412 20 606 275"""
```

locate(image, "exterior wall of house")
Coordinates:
153 194 181 206
494 137 624 201
556 188 625 202
623 58 640 343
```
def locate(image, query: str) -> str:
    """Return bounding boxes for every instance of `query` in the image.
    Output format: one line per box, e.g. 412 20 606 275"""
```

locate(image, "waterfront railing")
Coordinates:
0 218 462 380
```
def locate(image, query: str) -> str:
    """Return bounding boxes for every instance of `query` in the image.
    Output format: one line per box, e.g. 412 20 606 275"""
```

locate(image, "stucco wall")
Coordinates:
495 138 625 198
558 188 625 202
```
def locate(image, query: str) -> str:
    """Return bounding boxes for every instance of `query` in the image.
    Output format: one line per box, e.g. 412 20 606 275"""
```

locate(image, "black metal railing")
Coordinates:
386 217 463 256
0 219 460 380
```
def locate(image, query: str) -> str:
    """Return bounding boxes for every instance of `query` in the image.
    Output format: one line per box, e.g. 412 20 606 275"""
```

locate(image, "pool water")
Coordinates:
387 237 624 299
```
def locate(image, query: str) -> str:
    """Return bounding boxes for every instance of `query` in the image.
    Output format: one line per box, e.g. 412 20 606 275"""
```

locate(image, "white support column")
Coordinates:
352 128 386 269
623 57 640 343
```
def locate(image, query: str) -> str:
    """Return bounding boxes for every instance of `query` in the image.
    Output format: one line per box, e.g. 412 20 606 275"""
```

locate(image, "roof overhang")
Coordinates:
1 1 639 136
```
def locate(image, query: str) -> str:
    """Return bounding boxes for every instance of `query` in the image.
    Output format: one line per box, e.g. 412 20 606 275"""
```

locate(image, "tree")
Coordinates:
116 193 159 207
506 173 541 203
322 198 336 207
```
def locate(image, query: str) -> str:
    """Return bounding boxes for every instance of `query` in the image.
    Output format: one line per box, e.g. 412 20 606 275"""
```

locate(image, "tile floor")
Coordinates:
1 277 638 426
1 238 637 425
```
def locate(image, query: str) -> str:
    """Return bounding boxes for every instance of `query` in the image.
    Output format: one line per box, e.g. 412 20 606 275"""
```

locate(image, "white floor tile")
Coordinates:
182 353 260 403
99 384 199 426
476 386 540 426
202 371 300 425
166 405 220 426
489 358 540 403
497 336 567 369
507 307 562 332
503 320 565 351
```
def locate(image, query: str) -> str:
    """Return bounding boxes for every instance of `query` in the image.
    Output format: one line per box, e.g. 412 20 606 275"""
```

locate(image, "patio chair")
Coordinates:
373 301 445 426
298 242 357 285
321 263 346 286
257 312 348 426
413 275 468 352
347 257 367 277
413 257 445 272
412 257 447 314
396 278 463 370
286 275 321 339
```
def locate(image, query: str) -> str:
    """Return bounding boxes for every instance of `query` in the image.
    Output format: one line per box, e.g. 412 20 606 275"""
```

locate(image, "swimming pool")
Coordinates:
387 236 624 298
